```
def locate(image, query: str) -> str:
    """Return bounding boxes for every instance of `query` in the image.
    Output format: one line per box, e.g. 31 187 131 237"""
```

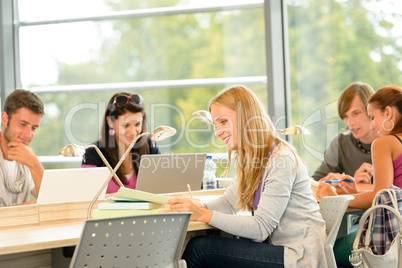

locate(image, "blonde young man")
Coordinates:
313 82 378 190
0 89 45 206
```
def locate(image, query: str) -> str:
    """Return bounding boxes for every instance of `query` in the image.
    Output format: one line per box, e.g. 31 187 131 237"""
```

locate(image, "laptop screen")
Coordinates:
135 153 207 194
36 167 110 204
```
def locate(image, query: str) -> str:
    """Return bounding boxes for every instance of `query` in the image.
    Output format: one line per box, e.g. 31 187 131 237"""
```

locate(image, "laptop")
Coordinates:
135 153 207 194
36 167 110 204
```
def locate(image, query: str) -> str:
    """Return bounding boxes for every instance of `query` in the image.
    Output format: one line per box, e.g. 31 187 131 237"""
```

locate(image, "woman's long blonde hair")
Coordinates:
209 86 297 211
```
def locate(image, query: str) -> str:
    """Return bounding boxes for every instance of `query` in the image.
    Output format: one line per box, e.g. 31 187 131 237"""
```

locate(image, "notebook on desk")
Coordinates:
135 153 207 194
36 167 110 204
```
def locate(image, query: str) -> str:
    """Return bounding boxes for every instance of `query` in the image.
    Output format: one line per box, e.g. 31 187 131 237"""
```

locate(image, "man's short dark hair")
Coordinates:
3 89 45 117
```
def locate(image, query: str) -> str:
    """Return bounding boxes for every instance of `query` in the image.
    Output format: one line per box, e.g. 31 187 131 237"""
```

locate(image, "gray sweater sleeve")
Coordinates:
205 179 239 215
206 151 319 241
312 132 372 181
312 134 343 180
204 149 327 267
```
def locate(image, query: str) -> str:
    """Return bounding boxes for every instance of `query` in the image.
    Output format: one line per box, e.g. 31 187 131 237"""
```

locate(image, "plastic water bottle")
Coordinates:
203 155 217 190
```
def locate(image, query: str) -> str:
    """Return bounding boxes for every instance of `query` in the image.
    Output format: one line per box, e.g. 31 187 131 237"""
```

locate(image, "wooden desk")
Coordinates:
0 189 223 267
0 220 213 267
0 219 212 256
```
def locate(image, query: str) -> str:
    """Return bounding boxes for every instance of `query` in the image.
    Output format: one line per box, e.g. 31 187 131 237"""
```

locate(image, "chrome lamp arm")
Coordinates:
59 126 176 220
86 126 176 219
86 132 151 219
84 145 124 187
58 144 124 187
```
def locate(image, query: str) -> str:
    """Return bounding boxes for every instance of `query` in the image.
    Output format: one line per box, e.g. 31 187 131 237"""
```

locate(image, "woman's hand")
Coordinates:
320 172 342 181
318 173 347 195
316 181 338 201
167 198 213 223
337 176 360 194
318 173 360 195
353 163 373 184
319 175 360 195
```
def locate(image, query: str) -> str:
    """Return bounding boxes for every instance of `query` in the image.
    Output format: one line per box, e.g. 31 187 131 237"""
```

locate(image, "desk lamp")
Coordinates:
192 110 213 125
59 144 124 187
277 125 311 135
192 110 310 135
59 126 176 219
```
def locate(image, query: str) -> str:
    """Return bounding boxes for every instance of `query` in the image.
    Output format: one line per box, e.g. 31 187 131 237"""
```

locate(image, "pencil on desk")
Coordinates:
187 184 194 202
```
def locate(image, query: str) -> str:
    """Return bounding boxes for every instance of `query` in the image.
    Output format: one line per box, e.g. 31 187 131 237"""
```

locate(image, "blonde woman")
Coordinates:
168 86 327 267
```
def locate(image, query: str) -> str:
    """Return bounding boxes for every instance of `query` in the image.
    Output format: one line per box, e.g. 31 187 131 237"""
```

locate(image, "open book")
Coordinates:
93 188 174 219
98 201 163 210
112 188 173 204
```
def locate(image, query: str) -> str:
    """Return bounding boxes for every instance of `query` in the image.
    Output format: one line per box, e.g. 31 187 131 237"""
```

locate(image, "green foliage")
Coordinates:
288 0 402 174
30 0 402 177
33 4 266 156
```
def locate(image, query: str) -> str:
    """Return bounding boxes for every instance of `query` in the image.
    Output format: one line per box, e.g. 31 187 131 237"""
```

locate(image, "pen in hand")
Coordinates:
187 184 194 202
323 179 353 183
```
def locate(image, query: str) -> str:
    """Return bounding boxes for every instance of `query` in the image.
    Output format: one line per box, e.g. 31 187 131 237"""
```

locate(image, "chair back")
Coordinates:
319 195 354 268
70 212 192 268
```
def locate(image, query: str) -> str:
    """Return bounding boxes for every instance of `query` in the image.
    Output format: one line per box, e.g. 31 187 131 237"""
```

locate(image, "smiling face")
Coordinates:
210 103 238 150
108 111 143 149
342 95 377 143
1 107 41 146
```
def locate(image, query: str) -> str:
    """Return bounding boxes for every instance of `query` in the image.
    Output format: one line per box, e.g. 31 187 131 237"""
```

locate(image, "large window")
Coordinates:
288 0 402 175
12 0 271 168
5 0 401 176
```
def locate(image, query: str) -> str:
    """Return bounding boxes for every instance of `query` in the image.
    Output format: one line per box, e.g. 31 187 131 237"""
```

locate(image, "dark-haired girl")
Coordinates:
82 92 160 193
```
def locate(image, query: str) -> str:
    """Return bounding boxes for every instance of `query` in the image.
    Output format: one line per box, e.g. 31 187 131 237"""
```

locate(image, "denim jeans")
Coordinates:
182 235 284 268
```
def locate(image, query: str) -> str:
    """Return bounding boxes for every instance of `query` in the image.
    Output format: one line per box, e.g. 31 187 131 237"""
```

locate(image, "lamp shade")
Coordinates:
192 110 213 125
150 126 177 141
278 125 310 135
58 144 85 157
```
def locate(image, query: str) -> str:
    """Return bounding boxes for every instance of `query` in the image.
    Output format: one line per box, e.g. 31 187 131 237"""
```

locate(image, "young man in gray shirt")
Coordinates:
313 82 378 189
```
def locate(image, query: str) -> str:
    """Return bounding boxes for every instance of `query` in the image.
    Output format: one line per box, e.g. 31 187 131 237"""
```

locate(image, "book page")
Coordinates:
114 188 173 204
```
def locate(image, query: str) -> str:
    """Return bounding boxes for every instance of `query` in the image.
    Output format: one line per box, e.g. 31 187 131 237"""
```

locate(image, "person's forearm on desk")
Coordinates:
167 198 213 223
